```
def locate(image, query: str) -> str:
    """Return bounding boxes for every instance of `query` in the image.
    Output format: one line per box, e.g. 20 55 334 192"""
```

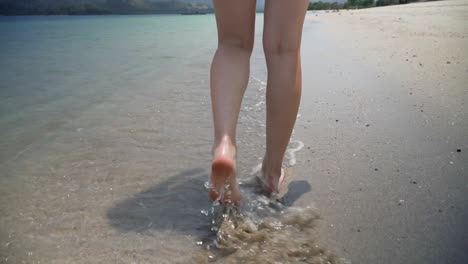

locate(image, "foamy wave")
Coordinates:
284 140 304 167
250 139 304 176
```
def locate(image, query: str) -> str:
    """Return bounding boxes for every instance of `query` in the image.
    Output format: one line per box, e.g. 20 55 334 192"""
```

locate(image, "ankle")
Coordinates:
261 158 282 178
213 135 236 157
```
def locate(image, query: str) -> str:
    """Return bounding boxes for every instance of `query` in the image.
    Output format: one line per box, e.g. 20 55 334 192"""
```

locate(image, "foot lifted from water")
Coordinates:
209 136 241 204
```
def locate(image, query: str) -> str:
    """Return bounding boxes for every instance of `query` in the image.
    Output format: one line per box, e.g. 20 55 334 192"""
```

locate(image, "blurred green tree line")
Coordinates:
308 0 420 11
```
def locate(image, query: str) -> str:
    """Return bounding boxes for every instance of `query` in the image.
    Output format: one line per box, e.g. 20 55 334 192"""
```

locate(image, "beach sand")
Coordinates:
293 0 468 263
0 1 467 263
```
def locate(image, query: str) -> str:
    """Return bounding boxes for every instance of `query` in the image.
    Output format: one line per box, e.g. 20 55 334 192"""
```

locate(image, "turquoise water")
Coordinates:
0 14 311 263
0 15 218 161
0 15 220 263
0 14 346 264
0 15 216 101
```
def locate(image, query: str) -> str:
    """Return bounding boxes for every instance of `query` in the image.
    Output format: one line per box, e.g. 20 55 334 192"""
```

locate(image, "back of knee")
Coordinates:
263 40 300 57
218 37 254 54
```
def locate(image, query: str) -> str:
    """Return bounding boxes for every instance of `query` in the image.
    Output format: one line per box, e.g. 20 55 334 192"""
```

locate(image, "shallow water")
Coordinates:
195 175 350 264
0 14 346 263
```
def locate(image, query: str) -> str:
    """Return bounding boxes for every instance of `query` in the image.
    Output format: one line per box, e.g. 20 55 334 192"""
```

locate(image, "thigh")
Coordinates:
213 0 257 50
263 0 309 53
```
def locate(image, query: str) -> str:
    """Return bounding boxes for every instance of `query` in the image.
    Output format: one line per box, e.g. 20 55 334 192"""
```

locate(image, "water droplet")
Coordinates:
204 181 212 189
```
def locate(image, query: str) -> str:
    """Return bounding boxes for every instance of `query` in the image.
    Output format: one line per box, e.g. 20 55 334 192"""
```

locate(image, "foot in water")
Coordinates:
259 163 285 195
209 136 241 205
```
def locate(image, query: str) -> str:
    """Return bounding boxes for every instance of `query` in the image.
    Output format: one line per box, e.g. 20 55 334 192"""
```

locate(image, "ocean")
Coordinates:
0 14 344 263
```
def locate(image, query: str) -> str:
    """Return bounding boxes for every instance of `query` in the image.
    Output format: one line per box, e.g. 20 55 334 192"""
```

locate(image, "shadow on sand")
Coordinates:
282 180 312 206
106 168 312 236
106 168 211 236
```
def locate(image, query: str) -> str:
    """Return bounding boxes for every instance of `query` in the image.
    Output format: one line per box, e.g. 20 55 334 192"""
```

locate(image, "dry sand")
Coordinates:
290 1 467 263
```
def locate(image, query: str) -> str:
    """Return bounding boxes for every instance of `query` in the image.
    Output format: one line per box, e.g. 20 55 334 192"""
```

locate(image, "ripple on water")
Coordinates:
196 180 350 264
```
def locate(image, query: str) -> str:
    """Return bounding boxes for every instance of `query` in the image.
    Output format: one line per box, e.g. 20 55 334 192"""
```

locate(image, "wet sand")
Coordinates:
1 1 467 263
295 1 468 263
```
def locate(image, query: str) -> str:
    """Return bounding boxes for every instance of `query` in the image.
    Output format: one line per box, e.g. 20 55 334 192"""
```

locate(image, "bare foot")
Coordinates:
209 137 241 204
259 165 285 195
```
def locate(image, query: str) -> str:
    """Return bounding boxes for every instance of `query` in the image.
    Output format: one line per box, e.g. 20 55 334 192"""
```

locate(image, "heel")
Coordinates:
209 157 235 201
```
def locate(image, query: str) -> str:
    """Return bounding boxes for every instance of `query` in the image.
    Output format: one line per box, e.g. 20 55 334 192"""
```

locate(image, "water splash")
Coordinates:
195 77 345 263
196 192 350 264
199 172 349 263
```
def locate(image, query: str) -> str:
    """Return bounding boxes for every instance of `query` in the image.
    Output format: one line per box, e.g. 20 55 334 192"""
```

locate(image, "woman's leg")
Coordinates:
262 0 309 193
210 0 256 203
